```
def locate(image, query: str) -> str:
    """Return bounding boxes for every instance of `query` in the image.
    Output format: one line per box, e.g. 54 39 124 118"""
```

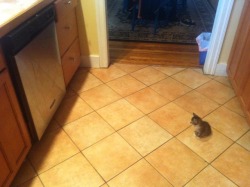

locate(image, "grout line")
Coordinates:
79 152 107 185
182 164 209 186
34 152 80 175
27 65 248 186
79 132 117 152
104 158 144 184
209 165 240 187
36 175 46 187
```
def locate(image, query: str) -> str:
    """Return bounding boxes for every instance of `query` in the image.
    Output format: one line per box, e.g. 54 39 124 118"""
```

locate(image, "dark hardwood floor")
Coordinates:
109 41 200 67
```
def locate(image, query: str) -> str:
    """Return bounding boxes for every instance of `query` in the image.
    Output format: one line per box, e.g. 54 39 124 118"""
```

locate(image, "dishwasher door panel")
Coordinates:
15 22 65 139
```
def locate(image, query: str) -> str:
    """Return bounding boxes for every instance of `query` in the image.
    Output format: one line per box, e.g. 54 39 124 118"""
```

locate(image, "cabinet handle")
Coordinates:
65 0 72 4
0 67 6 75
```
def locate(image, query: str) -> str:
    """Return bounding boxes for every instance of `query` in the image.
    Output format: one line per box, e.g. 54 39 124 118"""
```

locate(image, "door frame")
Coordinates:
203 0 234 75
95 0 109 68
96 0 234 74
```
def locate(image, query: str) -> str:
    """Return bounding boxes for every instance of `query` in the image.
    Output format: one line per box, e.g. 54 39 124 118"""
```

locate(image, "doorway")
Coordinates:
95 0 234 74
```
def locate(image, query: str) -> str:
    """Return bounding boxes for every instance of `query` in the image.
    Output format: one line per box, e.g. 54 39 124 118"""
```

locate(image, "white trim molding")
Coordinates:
214 63 228 76
203 0 234 75
95 0 109 68
80 55 100 68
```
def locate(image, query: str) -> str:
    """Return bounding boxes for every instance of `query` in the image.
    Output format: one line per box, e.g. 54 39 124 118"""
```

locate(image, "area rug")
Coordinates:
107 0 215 44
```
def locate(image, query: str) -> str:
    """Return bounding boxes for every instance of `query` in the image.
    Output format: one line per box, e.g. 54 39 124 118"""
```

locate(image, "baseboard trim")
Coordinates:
80 55 100 68
214 63 228 76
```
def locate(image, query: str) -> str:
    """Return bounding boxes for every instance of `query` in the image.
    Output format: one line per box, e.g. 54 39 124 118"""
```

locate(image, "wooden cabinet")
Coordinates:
61 39 81 86
0 47 31 187
228 0 250 123
55 0 81 87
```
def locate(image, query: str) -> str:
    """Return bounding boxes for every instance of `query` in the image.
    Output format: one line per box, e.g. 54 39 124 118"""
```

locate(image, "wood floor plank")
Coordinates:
109 41 200 67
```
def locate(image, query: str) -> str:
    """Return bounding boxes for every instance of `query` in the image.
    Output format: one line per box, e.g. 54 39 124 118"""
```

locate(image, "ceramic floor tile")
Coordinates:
177 127 233 162
69 68 89 80
190 68 204 74
214 76 232 87
64 88 77 99
185 165 237 187
119 116 172 156
69 71 103 93
11 160 36 186
204 107 250 141
82 133 141 181
174 90 220 117
89 65 127 83
63 112 114 150
150 77 191 101
79 84 121 110
28 129 79 174
39 153 104 187
131 67 167 86
148 102 192 136
196 80 235 104
106 75 146 97
17 177 43 187
125 87 170 114
212 143 250 187
54 96 93 126
191 68 214 79
237 131 250 151
113 63 148 73
97 99 144 130
224 97 245 117
100 184 109 187
172 68 211 89
45 119 60 133
146 138 207 186
108 159 172 187
153 66 185 76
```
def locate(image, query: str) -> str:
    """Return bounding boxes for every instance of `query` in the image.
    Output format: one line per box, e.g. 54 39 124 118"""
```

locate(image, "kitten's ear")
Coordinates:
193 113 198 117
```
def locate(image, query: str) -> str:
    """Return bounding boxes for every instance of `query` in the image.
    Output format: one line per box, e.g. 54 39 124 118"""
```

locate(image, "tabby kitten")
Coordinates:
191 113 212 138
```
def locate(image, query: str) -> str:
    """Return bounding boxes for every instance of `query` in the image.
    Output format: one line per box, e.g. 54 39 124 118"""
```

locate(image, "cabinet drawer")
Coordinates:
55 0 78 20
56 9 78 56
62 39 80 86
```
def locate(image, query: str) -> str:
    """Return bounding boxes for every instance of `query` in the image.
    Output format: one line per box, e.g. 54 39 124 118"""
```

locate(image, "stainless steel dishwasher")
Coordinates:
3 5 65 140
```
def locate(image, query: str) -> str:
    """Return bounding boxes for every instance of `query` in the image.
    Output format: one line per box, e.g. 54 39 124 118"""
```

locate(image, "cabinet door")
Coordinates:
0 70 31 187
227 0 250 80
0 149 11 187
62 38 81 86
227 0 250 122
56 5 78 56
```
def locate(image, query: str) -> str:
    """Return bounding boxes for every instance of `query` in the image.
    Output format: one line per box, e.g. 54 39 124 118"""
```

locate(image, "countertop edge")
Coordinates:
0 0 54 39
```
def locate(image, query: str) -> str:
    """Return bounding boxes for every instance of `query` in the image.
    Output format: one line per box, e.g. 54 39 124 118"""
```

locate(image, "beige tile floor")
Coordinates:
12 64 250 187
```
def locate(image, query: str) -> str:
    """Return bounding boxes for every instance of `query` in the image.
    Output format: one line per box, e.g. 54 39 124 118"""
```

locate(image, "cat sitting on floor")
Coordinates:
190 113 212 138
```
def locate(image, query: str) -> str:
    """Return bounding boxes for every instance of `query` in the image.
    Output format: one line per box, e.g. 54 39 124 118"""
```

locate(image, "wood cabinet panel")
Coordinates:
233 30 250 95
228 0 250 123
54 0 78 20
55 0 80 87
0 75 27 165
0 149 11 187
241 78 250 113
0 48 31 187
62 38 80 86
227 1 250 79
56 9 78 56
